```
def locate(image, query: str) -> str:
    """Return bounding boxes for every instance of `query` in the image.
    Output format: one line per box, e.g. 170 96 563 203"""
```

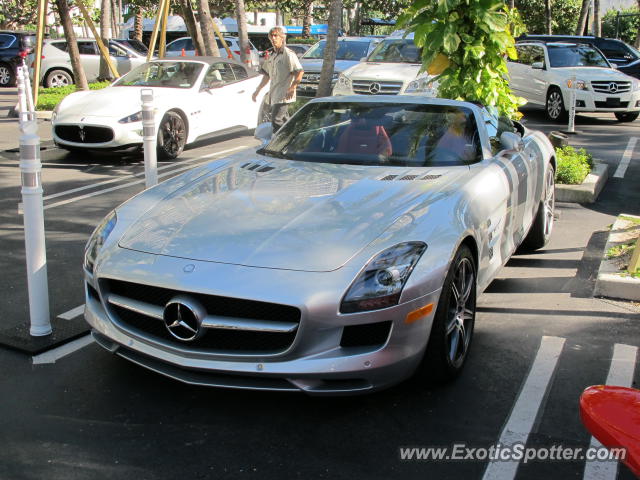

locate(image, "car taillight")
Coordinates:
233 50 241 55
19 49 29 59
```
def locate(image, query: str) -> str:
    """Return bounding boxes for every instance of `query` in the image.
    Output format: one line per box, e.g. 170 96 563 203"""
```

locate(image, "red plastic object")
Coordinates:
580 385 640 476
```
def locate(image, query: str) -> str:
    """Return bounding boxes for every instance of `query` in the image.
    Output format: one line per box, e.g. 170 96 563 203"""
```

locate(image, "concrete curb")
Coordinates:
5 107 52 120
555 163 608 204
594 214 640 302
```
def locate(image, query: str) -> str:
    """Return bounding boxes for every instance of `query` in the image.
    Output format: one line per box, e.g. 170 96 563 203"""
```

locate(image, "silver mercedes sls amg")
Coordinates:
84 96 556 395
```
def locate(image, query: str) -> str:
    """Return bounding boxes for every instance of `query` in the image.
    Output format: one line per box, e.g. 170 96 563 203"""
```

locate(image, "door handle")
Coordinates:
237 90 245 94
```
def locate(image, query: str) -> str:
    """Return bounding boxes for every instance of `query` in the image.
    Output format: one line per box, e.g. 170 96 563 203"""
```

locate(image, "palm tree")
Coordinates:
55 0 88 90
575 0 590 35
178 0 205 56
316 0 342 97
235 0 250 65
545 0 552 34
594 0 601 36
198 0 221 56
99 0 112 81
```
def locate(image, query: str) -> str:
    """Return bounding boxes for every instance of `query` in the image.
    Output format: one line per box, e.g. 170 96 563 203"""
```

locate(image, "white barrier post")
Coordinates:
17 67 51 336
566 75 577 134
141 89 158 188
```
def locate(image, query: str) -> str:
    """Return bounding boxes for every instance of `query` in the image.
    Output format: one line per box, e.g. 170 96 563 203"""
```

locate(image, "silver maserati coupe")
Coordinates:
83 96 556 395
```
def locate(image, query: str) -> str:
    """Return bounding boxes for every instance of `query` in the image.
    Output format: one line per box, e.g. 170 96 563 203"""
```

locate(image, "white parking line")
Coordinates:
19 146 248 212
57 304 85 320
32 334 94 365
613 137 638 178
483 336 566 480
583 344 638 480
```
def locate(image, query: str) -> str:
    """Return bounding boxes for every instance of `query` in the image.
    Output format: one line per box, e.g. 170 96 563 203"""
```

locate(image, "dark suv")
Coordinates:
517 34 640 79
0 31 35 87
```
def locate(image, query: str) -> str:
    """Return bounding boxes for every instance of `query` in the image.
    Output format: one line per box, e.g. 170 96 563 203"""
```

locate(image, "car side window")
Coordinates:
531 46 545 65
514 45 529 64
203 63 235 87
51 41 68 52
109 42 128 57
230 64 248 80
168 38 188 52
0 34 16 49
598 41 632 62
78 41 97 55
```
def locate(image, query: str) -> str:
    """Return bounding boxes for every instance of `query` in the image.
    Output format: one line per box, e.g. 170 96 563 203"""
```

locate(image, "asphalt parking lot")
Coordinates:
0 87 639 480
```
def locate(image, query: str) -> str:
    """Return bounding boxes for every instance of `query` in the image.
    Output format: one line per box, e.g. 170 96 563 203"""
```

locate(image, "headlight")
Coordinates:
340 242 427 313
566 79 587 90
337 74 351 87
118 111 143 124
405 77 438 96
51 102 61 122
84 210 117 274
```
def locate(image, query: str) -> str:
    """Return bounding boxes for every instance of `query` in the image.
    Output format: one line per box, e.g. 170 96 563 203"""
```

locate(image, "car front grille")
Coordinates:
590 81 631 94
100 279 301 355
595 100 629 108
55 125 114 143
352 80 403 95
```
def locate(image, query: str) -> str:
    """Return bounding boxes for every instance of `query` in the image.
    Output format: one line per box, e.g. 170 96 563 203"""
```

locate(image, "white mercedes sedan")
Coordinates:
51 58 268 159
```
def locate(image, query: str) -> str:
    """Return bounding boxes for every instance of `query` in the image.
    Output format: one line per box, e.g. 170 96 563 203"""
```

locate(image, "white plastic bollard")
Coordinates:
17 68 51 336
141 89 158 188
567 75 577 134
16 67 29 125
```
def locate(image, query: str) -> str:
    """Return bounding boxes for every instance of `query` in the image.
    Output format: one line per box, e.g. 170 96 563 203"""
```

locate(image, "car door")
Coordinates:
108 41 133 77
508 45 530 99
528 45 549 105
199 62 244 133
77 41 101 81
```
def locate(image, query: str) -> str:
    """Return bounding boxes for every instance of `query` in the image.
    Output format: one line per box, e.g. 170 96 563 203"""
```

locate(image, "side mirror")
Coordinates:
207 80 224 90
531 61 545 70
610 63 618 69
500 131 523 152
254 122 273 146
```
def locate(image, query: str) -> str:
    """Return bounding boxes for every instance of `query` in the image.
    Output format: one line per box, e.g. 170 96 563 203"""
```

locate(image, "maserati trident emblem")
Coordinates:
163 296 207 341
369 82 381 94
608 82 619 93
78 126 86 142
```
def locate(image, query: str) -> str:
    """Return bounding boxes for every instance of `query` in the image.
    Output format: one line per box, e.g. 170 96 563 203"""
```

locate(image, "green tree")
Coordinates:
515 0 582 34
399 0 525 119
0 0 38 29
602 7 640 44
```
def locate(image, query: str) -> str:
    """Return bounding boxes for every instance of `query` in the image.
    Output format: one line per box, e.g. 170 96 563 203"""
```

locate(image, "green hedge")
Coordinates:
36 81 111 111
555 145 593 184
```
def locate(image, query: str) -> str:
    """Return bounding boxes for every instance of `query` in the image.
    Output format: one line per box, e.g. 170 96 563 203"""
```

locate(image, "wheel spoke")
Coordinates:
448 328 460 361
445 316 457 335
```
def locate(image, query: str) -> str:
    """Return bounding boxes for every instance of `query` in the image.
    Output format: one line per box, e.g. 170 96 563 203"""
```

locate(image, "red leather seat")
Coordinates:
336 123 392 156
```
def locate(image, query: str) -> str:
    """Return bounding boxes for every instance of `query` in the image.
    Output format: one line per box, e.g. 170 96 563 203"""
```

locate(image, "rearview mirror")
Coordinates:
254 122 273 145
500 131 523 152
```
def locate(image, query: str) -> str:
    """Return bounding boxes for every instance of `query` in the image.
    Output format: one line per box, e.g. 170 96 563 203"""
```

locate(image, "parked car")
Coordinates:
509 41 640 122
32 38 148 87
332 32 437 97
287 43 311 57
82 95 556 395
164 36 260 70
297 37 380 97
0 30 35 87
51 57 267 158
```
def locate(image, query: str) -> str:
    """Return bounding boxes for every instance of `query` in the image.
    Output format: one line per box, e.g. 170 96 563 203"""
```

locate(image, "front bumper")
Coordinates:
569 89 640 113
84 250 441 395
53 116 144 150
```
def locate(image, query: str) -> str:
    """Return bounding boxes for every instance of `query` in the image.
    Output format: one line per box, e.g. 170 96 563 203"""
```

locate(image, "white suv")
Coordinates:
509 41 640 122
332 32 437 97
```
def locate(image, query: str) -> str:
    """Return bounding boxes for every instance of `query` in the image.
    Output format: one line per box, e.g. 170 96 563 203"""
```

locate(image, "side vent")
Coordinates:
421 174 442 180
399 175 419 181
241 162 274 173
380 175 398 181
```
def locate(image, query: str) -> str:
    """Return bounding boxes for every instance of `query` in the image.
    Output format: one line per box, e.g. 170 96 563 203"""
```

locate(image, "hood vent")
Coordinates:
241 161 275 173
379 172 443 182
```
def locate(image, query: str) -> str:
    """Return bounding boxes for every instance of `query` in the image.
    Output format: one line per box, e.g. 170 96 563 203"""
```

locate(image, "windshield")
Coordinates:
113 61 203 88
367 39 422 63
547 45 609 67
303 40 370 60
261 102 481 167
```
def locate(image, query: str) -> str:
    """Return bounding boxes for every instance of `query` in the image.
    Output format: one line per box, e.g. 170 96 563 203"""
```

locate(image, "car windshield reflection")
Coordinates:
303 40 371 60
262 102 481 167
366 39 422 63
113 61 203 88
547 45 609 68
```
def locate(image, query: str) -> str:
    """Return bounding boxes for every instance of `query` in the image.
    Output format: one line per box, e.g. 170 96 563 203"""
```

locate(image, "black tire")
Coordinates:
45 69 73 88
614 112 639 122
157 111 187 160
546 87 567 122
521 164 555 251
0 63 15 87
421 244 476 383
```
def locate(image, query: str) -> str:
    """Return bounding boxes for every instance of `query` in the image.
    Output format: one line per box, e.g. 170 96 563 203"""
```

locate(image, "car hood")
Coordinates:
344 62 422 82
54 86 189 121
118 157 463 271
558 67 634 81
301 59 359 73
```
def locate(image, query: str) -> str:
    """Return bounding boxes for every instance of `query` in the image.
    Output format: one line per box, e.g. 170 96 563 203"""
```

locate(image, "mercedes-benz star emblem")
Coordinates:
608 83 618 93
163 296 207 342
78 126 85 142
369 82 381 94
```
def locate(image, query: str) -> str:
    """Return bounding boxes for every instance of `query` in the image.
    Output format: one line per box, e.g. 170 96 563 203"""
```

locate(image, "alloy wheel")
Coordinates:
543 168 555 238
159 113 186 158
444 256 475 368
0 66 11 86
547 91 563 120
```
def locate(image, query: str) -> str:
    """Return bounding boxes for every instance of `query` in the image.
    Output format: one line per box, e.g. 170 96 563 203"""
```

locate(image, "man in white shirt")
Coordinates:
252 26 304 132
